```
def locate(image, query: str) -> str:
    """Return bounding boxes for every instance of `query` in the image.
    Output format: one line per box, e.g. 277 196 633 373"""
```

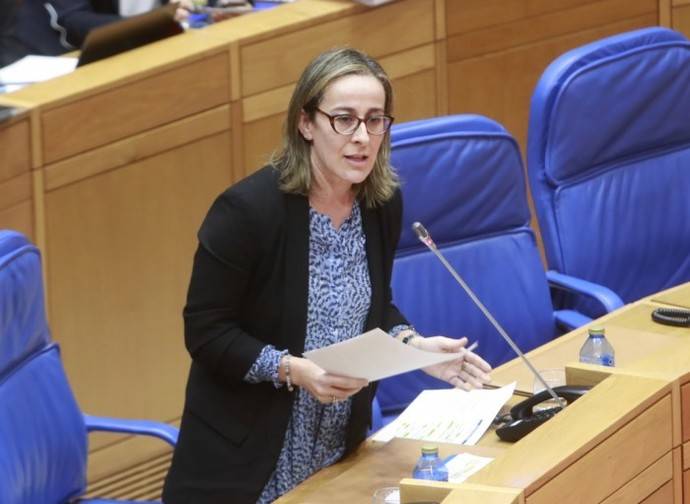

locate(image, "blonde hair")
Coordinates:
271 48 398 207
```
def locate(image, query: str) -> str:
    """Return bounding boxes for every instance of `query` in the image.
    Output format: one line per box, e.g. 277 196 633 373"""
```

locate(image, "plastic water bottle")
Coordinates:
579 326 615 366
412 445 448 481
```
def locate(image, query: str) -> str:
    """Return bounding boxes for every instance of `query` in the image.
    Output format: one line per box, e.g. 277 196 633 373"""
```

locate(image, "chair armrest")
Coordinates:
546 270 624 313
554 309 592 331
84 414 178 447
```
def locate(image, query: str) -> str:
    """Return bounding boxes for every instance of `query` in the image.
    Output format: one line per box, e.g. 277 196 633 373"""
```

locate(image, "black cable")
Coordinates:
651 307 690 327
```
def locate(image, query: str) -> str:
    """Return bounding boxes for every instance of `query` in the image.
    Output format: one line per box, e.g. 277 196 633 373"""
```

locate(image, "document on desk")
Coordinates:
445 452 494 483
371 382 515 445
0 55 78 89
303 328 464 382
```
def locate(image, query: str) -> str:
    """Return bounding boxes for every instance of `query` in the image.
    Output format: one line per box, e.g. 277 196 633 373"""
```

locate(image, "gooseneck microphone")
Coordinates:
412 222 564 406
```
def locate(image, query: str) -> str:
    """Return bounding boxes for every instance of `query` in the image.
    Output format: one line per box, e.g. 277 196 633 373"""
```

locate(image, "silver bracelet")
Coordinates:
284 354 295 392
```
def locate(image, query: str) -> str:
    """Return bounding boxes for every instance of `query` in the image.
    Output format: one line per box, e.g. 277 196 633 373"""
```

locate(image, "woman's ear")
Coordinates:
298 110 313 141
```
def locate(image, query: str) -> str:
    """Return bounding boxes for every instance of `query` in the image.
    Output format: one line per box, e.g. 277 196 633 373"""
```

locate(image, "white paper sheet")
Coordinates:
0 56 78 87
303 328 464 381
445 452 494 483
371 382 515 445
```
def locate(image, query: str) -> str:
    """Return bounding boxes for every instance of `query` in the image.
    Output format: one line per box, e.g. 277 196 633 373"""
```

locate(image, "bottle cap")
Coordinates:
421 445 438 455
588 326 605 336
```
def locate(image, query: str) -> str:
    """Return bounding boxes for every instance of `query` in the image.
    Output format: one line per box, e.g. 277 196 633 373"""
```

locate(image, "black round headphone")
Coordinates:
651 307 690 327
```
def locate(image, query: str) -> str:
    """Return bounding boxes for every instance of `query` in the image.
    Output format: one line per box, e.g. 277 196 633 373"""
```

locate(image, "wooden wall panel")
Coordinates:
660 0 672 26
0 116 33 238
44 133 232 450
447 0 656 61
0 173 31 213
446 0 601 36
41 54 230 164
381 44 436 81
391 70 438 123
673 4 690 36
44 105 232 191
447 14 657 151
242 85 293 124
243 115 283 179
240 0 435 96
0 201 33 238
0 118 31 182
640 480 674 503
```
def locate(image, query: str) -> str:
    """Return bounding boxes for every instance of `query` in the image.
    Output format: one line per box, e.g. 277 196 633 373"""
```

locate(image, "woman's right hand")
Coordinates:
286 356 369 404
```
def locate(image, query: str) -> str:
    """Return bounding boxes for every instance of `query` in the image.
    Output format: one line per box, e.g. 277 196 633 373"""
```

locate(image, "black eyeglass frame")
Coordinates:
314 108 394 136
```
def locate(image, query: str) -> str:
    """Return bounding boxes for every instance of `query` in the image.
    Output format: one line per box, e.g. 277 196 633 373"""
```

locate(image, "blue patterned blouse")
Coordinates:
244 203 373 503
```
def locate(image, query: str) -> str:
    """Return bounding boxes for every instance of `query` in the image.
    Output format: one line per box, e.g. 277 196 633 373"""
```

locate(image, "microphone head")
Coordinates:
412 222 436 249
412 222 429 240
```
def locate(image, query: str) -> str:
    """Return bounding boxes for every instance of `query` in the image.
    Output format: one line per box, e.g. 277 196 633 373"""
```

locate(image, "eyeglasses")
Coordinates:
315 108 394 135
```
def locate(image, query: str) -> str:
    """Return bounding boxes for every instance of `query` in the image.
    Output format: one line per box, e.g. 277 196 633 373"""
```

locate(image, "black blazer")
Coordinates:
163 166 407 503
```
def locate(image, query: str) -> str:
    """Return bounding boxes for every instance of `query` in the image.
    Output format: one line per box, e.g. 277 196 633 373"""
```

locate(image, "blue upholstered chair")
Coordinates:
0 230 178 504
373 115 622 425
528 27 690 315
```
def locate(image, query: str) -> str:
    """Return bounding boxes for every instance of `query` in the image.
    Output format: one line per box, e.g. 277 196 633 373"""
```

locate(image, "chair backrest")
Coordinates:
0 230 87 504
528 27 690 306
377 115 557 414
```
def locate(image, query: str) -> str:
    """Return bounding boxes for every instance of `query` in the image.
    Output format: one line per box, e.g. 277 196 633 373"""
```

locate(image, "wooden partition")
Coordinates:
445 0 657 150
0 106 35 240
0 0 667 496
660 0 690 36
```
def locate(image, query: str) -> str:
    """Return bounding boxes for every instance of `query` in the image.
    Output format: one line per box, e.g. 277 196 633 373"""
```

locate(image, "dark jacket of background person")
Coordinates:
0 0 23 66
11 0 119 56
9 0 169 57
162 165 407 503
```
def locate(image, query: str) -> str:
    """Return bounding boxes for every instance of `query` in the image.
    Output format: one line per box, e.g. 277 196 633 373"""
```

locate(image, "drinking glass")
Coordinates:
372 486 400 504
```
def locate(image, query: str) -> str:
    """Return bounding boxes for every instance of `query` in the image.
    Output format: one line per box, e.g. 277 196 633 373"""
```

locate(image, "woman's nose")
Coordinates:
351 120 370 143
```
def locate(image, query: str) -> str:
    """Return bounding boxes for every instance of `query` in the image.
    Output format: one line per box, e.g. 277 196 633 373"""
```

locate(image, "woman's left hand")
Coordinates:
412 336 492 391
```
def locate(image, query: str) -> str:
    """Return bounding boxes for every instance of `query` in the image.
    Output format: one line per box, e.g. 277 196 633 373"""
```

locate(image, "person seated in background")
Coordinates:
7 0 194 61
0 0 22 66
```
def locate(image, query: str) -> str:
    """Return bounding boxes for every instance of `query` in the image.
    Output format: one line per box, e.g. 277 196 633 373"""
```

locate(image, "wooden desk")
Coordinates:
651 282 690 309
278 283 690 503
491 299 690 393
661 0 690 38
0 0 665 492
